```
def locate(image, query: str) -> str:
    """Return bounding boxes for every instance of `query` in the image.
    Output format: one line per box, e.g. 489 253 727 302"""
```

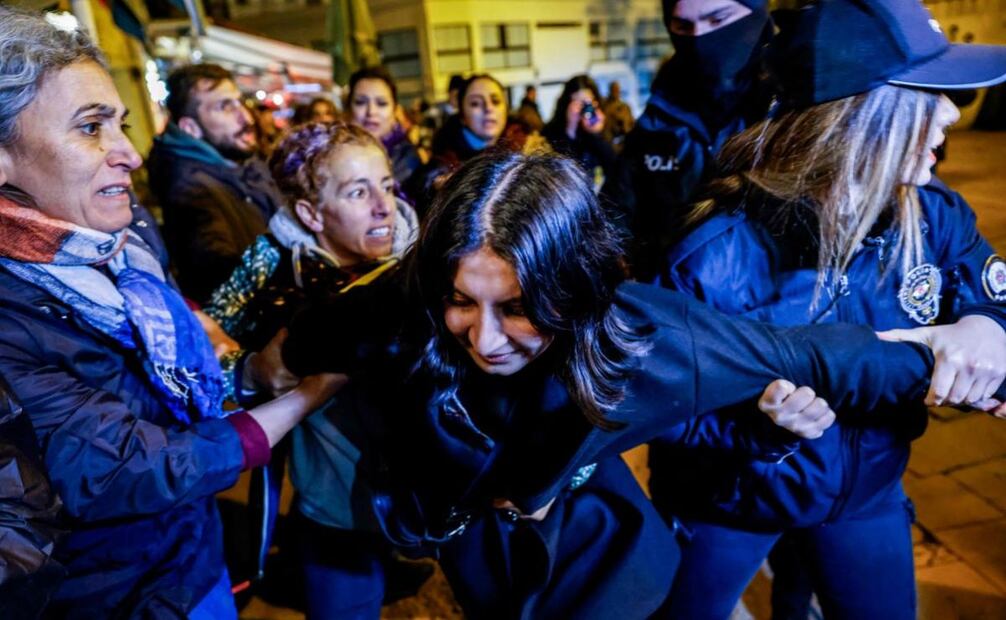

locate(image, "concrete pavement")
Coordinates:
903 129 1006 620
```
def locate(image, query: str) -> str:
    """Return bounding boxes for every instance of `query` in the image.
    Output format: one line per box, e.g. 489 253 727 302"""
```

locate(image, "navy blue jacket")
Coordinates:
0 206 246 618
652 181 1006 527
289 280 954 618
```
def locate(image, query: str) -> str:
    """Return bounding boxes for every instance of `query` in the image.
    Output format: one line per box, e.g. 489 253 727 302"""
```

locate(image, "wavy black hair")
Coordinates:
408 151 647 429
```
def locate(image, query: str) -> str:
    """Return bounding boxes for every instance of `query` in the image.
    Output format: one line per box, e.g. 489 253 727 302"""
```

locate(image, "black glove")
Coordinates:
282 276 408 377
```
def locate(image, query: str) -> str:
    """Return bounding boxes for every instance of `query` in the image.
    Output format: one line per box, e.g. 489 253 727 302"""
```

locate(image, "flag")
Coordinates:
327 0 380 84
98 0 147 44
98 0 189 45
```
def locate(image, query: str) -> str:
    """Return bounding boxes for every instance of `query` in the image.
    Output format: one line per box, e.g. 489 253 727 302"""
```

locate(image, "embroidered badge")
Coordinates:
899 263 942 325
982 255 1006 301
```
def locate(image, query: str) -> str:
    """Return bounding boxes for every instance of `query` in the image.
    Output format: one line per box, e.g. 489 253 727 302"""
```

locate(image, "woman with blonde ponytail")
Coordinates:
651 1 1006 618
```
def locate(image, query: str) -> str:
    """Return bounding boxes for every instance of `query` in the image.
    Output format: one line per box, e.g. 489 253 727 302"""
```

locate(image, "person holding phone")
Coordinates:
542 74 617 187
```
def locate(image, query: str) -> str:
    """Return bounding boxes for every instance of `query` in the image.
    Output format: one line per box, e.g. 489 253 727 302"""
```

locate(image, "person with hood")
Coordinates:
603 0 772 280
147 63 284 304
203 122 419 618
652 1 1006 617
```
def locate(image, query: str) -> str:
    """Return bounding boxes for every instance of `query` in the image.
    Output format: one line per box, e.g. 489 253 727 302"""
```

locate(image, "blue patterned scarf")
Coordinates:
0 197 225 424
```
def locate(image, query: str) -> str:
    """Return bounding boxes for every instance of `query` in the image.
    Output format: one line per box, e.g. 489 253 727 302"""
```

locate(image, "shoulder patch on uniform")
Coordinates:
899 263 942 325
982 255 1006 301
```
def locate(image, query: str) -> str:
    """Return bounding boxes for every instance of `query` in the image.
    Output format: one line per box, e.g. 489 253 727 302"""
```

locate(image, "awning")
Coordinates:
199 25 332 84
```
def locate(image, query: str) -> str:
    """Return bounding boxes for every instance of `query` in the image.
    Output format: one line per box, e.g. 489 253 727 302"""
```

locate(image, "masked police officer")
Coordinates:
603 0 772 280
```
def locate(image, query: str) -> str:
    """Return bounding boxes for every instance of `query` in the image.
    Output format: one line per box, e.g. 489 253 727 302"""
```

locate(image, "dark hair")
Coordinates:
447 74 466 93
268 121 386 206
348 66 398 104
292 96 338 125
165 63 233 121
545 74 601 130
410 151 646 429
458 73 506 111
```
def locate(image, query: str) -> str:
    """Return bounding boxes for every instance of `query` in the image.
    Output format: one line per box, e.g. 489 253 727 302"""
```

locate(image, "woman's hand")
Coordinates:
877 315 1006 411
248 372 349 447
566 99 605 137
194 310 240 357
294 372 350 411
580 103 605 135
758 379 836 439
245 328 299 396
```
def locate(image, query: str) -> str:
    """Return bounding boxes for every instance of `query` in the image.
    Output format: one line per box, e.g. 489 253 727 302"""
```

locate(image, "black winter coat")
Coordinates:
601 67 771 281
148 128 283 304
0 374 65 620
282 281 990 618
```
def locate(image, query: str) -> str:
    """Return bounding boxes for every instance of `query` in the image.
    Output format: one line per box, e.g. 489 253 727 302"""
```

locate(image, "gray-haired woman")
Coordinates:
0 8 342 618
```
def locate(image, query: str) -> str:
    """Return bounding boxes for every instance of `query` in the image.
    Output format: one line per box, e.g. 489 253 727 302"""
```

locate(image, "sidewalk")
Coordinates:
904 129 1006 620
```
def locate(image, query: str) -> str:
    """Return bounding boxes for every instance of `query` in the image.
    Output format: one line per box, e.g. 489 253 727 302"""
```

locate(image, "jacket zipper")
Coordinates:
823 241 882 521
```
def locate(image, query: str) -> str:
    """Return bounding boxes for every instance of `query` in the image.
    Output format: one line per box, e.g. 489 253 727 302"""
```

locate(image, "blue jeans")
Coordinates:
293 510 385 620
660 501 916 619
189 569 238 620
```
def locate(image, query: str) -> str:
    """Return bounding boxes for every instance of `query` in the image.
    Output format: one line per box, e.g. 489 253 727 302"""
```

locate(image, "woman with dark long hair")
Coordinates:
542 74 616 187
405 73 541 213
277 148 1006 617
346 66 423 187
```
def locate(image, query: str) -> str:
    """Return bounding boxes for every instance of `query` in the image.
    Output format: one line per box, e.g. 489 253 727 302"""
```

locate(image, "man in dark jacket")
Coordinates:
602 0 772 281
148 64 283 304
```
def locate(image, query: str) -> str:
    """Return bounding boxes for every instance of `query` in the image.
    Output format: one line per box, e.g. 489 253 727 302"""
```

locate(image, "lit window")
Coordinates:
635 19 671 60
379 29 422 79
434 25 473 74
589 20 628 62
481 23 531 70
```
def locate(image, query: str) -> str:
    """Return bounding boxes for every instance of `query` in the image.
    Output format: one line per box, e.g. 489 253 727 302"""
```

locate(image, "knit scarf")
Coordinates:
0 197 225 424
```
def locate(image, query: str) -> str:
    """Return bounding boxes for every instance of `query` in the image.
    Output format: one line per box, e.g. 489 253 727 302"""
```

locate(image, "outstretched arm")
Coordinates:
609 283 985 452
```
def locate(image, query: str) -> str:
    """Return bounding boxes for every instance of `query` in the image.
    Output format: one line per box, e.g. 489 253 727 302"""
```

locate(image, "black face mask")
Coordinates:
669 9 769 101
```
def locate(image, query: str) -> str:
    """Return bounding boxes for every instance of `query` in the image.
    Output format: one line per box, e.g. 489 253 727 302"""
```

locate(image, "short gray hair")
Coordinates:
0 7 106 147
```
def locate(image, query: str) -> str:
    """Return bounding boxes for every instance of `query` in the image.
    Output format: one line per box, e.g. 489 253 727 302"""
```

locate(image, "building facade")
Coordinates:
218 0 666 115
366 0 666 116
218 0 1006 118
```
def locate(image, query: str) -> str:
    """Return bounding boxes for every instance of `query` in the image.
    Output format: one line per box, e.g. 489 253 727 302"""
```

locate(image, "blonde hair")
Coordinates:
694 85 940 306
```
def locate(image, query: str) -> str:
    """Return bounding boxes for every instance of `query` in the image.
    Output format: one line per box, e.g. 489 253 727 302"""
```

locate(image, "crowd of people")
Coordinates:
3 0 1006 619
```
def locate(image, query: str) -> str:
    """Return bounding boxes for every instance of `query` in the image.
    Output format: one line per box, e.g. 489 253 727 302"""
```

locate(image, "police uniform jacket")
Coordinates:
601 77 767 280
652 180 1006 528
